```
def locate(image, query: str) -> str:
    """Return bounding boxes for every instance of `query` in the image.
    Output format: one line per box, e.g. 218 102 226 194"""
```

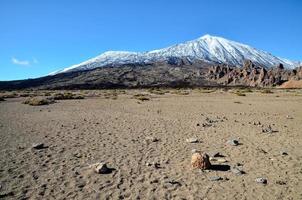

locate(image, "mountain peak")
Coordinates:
101 51 137 56
200 34 218 39
200 34 212 38
199 34 227 42
51 35 299 75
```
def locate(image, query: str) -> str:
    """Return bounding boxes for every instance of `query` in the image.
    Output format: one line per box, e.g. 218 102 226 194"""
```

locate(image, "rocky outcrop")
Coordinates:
206 60 302 87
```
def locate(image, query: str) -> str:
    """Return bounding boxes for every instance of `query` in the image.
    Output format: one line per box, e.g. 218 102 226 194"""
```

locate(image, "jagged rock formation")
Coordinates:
207 60 302 87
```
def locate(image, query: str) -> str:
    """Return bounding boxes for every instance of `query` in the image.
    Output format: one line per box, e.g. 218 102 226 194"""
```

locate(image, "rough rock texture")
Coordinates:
207 60 302 87
191 153 211 170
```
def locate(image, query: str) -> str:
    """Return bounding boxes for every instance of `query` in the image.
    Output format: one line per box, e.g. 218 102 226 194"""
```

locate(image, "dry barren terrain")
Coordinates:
0 89 301 200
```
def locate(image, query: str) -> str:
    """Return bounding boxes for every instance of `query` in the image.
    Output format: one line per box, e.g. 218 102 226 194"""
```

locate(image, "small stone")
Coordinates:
146 161 160 168
191 153 211 170
216 158 228 163
165 180 181 187
150 179 159 184
32 172 39 180
94 163 111 174
209 176 222 181
262 125 274 133
255 177 267 184
276 180 286 185
145 136 159 142
186 138 199 143
253 121 261 126
280 151 288 156
227 139 239 146
153 162 161 169
18 174 24 179
202 123 211 127
76 180 86 188
231 166 244 175
32 143 45 150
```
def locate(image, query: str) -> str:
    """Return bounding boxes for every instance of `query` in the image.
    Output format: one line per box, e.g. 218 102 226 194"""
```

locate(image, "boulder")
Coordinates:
191 153 211 170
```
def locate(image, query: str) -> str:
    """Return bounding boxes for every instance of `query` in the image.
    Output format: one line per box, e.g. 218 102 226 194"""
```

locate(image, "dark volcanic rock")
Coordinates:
0 59 301 90
0 60 215 90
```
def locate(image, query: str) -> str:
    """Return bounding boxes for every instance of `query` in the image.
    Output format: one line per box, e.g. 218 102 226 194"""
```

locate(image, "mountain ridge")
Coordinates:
51 35 299 75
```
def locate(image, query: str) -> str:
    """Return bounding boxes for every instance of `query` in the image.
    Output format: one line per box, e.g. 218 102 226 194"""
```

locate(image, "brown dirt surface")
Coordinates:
0 89 302 199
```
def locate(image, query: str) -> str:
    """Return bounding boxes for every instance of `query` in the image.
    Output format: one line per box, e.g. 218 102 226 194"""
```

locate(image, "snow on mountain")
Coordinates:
51 35 299 75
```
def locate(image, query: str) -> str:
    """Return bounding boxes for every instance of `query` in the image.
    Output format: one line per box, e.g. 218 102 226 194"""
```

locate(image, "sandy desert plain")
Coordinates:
0 88 301 200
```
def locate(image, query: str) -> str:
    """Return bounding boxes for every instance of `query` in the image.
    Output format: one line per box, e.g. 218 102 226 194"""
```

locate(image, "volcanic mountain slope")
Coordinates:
52 35 299 74
0 59 301 90
0 60 215 90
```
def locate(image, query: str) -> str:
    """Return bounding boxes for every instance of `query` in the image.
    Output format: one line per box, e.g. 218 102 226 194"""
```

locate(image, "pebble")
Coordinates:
280 150 288 156
186 138 199 143
146 162 160 169
76 180 86 188
209 176 222 181
94 163 111 174
32 172 39 180
202 123 212 128
253 121 261 126
227 139 239 146
216 158 228 163
165 180 181 187
145 136 159 142
276 180 286 185
32 143 45 150
150 179 159 184
231 166 244 175
255 177 267 184
262 125 273 133
152 162 161 169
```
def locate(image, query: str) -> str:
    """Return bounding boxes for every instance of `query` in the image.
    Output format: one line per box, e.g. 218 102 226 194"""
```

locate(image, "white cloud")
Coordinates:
11 57 39 66
11 57 30 66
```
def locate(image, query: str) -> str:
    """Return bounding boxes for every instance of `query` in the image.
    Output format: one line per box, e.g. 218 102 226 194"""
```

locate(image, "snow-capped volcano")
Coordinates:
52 35 299 74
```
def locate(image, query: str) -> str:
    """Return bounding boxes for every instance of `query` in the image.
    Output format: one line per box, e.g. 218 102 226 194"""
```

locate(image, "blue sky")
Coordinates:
0 0 301 81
